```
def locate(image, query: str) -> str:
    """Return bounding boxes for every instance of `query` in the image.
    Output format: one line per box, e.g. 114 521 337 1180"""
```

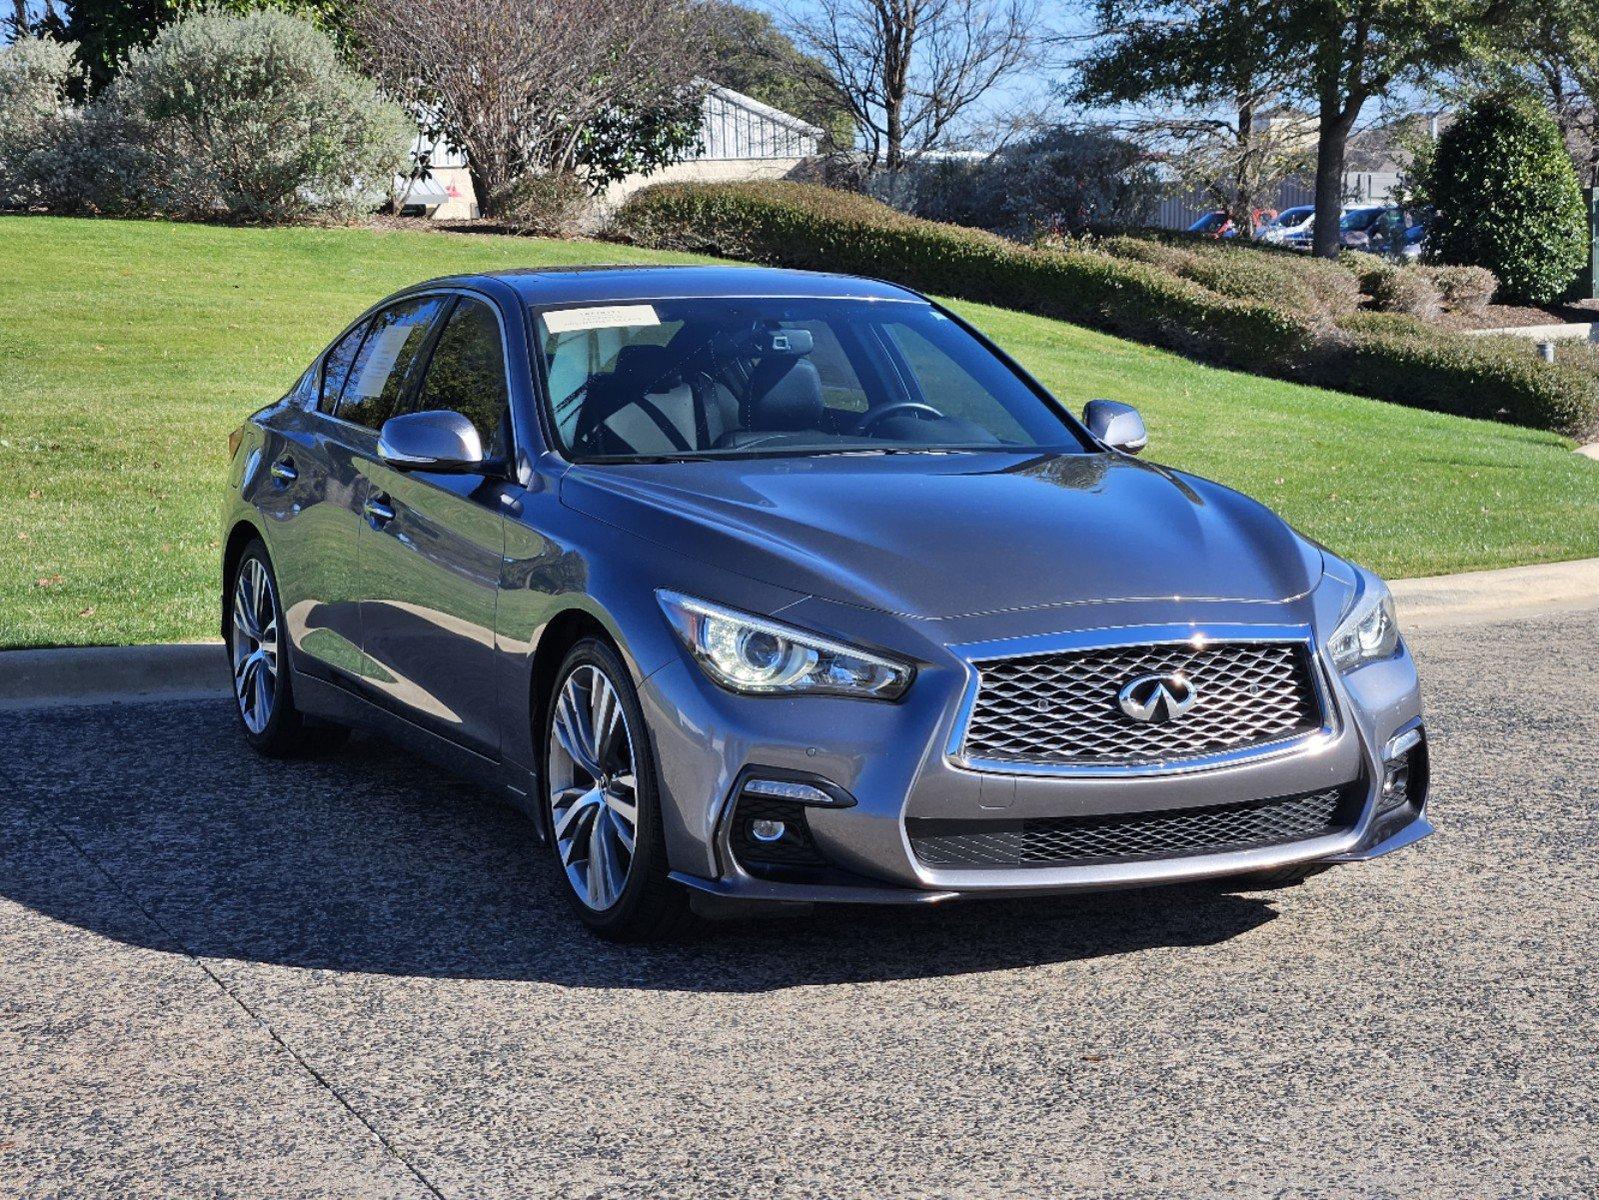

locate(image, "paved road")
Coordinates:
2 607 1596 1199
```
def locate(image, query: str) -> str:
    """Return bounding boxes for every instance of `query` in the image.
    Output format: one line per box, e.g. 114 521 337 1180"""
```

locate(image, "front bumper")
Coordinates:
640 604 1431 906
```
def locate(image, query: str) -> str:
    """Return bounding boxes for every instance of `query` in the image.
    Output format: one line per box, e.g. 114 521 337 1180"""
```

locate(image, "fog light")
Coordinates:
749 818 787 843
1378 725 1423 813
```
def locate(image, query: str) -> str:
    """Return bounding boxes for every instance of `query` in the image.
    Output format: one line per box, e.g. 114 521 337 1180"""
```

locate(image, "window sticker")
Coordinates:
542 304 661 334
353 324 411 395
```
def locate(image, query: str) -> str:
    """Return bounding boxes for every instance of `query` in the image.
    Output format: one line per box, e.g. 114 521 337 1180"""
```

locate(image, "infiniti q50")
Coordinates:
220 265 1430 939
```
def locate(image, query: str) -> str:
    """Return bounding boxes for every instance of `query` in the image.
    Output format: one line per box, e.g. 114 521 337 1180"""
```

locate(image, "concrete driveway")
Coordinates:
2 606 1596 1199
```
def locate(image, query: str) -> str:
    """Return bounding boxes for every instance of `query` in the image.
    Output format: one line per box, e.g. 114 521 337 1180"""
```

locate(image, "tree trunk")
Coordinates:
10 0 27 36
1236 97 1256 241
1312 103 1357 259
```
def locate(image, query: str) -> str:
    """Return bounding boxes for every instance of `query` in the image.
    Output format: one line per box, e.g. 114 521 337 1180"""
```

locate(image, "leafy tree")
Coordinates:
61 0 172 89
700 1 853 149
1291 0 1530 257
1072 0 1309 239
1472 0 1599 182
1423 89 1588 302
57 0 349 91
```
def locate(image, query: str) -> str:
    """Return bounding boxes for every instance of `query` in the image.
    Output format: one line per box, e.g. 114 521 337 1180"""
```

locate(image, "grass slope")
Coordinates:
2 215 1597 648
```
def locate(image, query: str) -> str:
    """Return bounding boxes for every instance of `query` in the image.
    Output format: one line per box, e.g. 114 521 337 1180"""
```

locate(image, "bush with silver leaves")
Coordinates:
0 38 79 210
104 9 414 221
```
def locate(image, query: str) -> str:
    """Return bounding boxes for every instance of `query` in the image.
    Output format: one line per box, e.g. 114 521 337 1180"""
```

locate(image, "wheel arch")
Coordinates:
221 518 266 638
528 608 617 744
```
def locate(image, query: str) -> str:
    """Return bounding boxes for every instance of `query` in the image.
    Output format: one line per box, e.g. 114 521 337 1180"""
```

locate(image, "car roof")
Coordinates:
412 264 926 307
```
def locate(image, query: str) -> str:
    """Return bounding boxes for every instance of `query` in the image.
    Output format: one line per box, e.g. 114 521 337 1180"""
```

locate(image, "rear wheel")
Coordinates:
542 639 694 941
226 541 347 757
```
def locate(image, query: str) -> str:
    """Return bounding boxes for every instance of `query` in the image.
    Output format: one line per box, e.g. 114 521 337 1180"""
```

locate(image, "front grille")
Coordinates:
908 786 1353 869
962 640 1323 767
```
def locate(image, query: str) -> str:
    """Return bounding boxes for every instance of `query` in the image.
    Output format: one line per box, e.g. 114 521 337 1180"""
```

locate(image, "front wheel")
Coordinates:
542 639 694 941
226 540 347 757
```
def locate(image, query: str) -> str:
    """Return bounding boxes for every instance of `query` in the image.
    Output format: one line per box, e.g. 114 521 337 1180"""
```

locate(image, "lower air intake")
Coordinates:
908 785 1354 869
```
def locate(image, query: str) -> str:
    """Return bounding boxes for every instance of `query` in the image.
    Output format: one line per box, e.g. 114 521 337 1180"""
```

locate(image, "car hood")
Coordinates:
560 451 1323 620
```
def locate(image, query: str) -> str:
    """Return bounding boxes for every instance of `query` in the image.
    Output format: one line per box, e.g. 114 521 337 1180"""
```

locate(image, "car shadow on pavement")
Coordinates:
0 700 1278 992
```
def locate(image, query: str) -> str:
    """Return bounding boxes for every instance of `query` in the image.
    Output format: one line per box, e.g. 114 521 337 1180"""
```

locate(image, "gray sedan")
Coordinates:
220 265 1430 939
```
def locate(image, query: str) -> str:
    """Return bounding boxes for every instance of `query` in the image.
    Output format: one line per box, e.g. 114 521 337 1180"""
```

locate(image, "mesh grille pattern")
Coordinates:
963 640 1322 767
908 787 1348 869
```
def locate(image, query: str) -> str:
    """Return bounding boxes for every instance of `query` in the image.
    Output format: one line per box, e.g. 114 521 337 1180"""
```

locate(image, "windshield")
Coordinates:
1341 207 1384 230
536 297 1093 461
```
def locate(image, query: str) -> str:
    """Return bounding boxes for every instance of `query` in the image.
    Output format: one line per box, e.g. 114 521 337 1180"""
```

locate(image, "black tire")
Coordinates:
541 638 696 942
1215 862 1331 891
225 540 348 758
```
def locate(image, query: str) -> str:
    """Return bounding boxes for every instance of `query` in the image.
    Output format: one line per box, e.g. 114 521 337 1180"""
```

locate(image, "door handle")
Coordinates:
364 495 396 524
270 458 297 483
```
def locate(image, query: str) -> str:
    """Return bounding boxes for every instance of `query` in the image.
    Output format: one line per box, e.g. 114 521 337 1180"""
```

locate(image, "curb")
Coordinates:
1389 557 1599 628
2 558 1596 710
0 641 228 711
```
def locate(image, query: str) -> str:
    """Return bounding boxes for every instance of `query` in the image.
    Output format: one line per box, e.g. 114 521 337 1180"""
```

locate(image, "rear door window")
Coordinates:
336 296 447 430
413 297 512 459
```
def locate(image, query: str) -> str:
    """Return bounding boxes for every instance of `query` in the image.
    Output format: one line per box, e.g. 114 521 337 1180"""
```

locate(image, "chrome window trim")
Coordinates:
310 286 522 462
943 622 1341 779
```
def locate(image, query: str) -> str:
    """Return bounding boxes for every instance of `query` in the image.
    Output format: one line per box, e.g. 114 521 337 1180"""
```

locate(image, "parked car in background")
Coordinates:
220 265 1431 940
1400 219 1428 263
1339 206 1412 255
1187 211 1236 238
1188 209 1280 240
1259 205 1315 245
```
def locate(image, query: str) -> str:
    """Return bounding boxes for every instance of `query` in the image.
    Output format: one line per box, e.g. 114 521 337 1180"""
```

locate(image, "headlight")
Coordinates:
657 591 913 699
1328 574 1400 672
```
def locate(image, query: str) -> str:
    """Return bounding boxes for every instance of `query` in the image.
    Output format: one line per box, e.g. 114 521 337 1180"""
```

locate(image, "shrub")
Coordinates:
104 9 413 221
1425 264 1497 315
0 37 78 210
910 128 1160 237
1339 249 1390 294
1090 234 1199 274
617 181 1316 371
493 171 591 237
1092 232 1361 322
1422 91 1588 304
1328 313 1599 438
614 180 1597 438
1363 265 1443 320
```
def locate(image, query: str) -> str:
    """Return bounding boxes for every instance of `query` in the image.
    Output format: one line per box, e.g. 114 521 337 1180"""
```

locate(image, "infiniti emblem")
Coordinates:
1117 673 1197 724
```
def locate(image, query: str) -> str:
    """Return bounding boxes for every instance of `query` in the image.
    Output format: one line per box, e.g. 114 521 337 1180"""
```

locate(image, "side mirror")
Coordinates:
1083 399 1148 455
377 410 486 472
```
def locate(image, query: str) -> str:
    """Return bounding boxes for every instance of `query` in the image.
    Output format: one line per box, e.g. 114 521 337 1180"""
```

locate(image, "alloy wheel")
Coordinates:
547 663 640 911
231 557 279 735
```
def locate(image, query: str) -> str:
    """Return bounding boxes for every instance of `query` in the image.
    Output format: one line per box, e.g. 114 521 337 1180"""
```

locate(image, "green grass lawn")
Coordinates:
3 215 1597 649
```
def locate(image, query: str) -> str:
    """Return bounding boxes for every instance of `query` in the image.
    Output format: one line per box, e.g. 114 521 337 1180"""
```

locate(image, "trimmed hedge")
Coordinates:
616 181 1315 371
1363 265 1442 320
615 181 1597 438
1329 313 1599 436
1092 231 1363 323
1426 264 1497 314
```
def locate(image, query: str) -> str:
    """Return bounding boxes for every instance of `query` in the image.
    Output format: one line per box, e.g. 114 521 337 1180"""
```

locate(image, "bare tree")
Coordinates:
352 0 709 216
784 0 1042 173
